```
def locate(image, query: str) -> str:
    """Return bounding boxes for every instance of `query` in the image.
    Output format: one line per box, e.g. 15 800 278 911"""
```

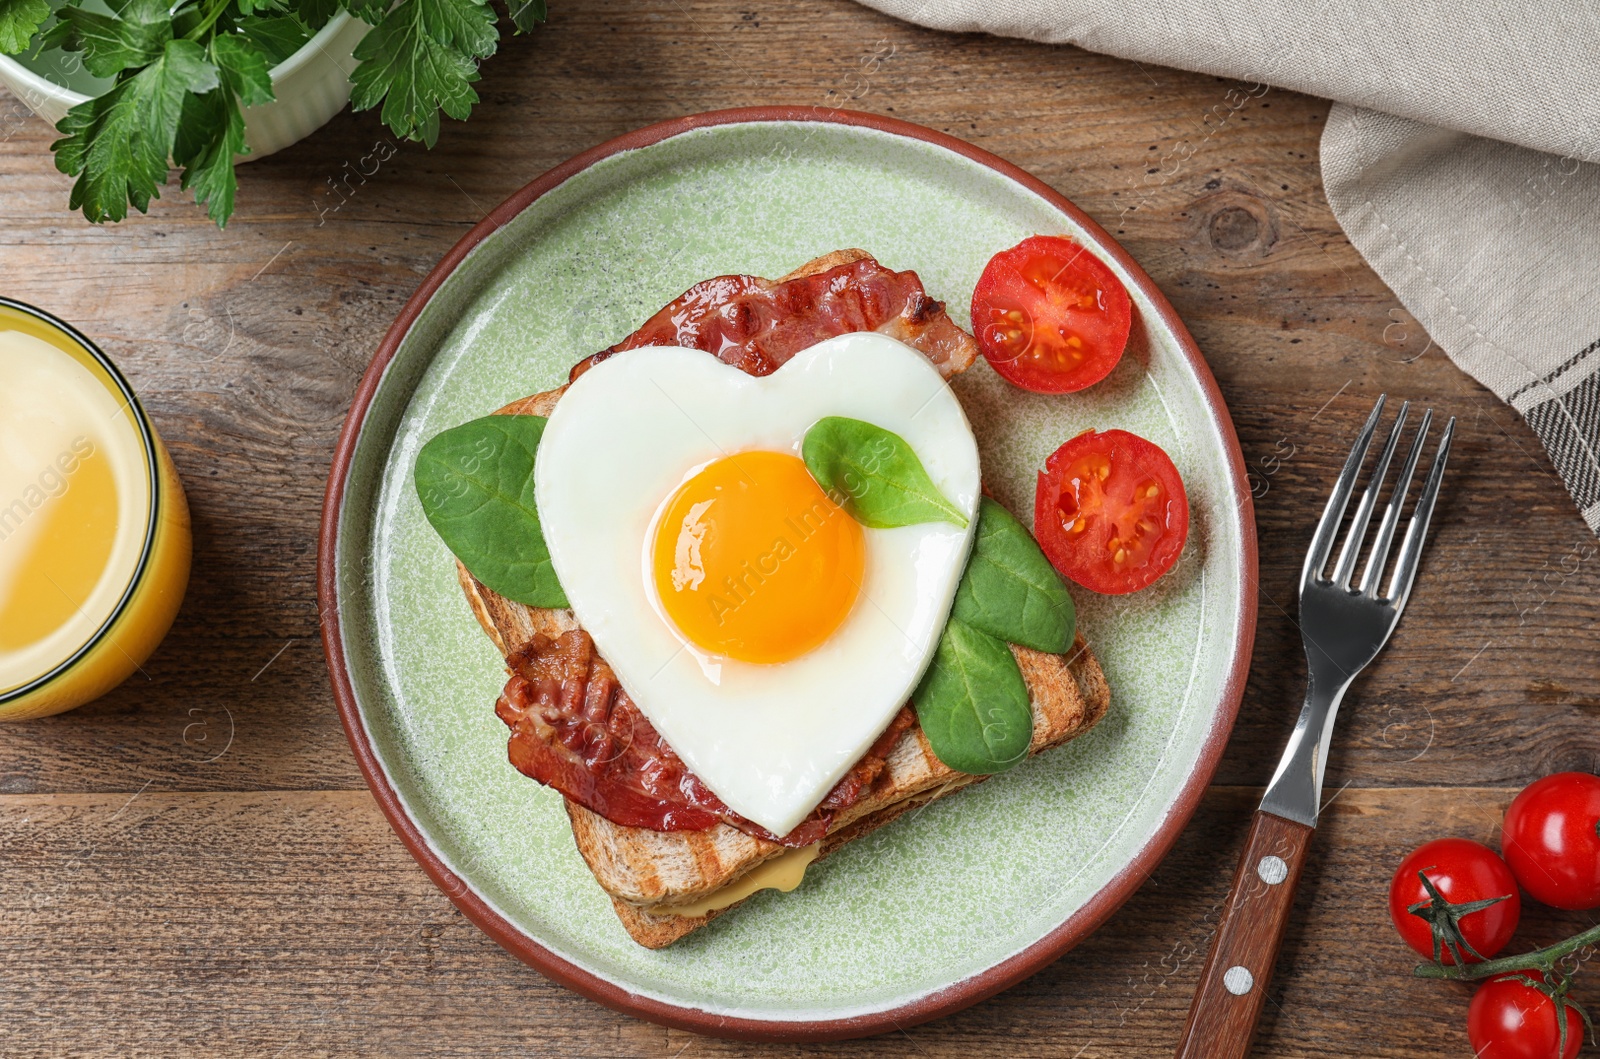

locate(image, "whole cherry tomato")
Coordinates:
1502 772 1600 910
1388 838 1520 963
971 235 1132 394
1468 974 1583 1059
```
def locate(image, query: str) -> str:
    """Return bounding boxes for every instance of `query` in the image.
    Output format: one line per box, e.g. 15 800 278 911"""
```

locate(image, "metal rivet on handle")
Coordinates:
1257 855 1288 885
1223 966 1254 996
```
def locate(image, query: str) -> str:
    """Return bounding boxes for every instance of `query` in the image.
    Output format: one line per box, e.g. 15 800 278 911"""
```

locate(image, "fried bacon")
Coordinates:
569 251 979 382
496 629 916 846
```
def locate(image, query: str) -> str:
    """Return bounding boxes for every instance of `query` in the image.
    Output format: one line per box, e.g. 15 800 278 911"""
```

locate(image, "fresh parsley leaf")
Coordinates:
235 13 314 64
52 37 218 222
341 0 388 22
175 82 247 225
213 32 274 105
349 0 496 147
232 0 287 16
0 0 49 54
292 0 340 30
56 0 173 78
502 0 545 34
418 0 496 55
169 34 272 226
37 15 74 52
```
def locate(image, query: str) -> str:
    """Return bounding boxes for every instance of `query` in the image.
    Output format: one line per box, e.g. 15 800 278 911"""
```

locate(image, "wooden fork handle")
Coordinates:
1174 810 1315 1059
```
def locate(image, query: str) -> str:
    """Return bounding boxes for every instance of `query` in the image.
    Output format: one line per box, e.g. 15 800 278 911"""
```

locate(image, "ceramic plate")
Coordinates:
319 108 1257 1041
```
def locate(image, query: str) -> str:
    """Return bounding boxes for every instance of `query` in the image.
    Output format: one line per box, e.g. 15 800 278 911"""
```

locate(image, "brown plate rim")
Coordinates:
317 105 1258 1042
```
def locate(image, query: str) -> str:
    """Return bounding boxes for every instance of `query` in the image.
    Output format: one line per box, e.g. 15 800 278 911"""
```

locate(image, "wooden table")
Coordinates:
3 2 1596 1055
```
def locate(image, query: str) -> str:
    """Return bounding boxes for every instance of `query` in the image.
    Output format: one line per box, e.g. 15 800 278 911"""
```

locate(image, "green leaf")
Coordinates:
913 619 1033 774
417 0 497 56
0 0 49 55
292 0 340 27
414 414 568 608
801 417 967 530
162 34 272 227
951 497 1075 653
232 0 288 16
56 0 173 78
234 14 312 64
348 0 495 147
502 0 544 34
341 0 388 23
174 83 246 226
52 37 218 223
213 32 274 106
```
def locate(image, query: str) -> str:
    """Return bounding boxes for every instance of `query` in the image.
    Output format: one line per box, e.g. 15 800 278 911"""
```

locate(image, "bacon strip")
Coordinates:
496 629 916 846
570 252 978 382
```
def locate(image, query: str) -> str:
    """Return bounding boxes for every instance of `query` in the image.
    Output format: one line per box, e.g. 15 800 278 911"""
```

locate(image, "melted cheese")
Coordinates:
644 843 821 919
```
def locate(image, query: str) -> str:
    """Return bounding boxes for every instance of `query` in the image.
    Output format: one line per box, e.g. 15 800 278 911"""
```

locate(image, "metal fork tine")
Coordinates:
1359 408 1432 596
1302 395 1386 589
1331 401 1409 587
1385 416 1455 608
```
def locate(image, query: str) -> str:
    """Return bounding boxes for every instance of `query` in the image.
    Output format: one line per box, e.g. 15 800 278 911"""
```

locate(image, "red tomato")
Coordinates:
1502 772 1600 910
1388 838 1520 963
1468 975 1583 1059
1033 429 1188 594
971 235 1132 393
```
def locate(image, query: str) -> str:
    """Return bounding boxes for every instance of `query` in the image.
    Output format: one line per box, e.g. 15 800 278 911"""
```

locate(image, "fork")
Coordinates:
1174 395 1455 1059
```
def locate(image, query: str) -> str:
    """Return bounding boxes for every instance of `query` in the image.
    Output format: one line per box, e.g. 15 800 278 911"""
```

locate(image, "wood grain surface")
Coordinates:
3 0 1598 1055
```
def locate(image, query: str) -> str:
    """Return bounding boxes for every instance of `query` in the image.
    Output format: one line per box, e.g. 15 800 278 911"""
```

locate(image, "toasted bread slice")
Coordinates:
455 252 1110 947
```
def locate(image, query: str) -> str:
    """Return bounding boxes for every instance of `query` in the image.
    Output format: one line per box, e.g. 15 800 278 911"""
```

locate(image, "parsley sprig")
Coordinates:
0 0 545 227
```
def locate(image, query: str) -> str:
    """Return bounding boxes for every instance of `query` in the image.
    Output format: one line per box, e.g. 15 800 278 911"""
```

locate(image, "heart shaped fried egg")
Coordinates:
534 333 981 835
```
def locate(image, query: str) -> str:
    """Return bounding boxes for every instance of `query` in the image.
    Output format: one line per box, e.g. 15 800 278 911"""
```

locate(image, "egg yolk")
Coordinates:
651 450 865 664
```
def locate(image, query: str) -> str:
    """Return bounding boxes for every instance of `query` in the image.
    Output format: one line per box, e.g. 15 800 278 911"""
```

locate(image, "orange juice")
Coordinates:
0 300 190 720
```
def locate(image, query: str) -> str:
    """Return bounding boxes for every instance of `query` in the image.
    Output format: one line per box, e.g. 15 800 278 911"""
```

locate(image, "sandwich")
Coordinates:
420 250 1111 948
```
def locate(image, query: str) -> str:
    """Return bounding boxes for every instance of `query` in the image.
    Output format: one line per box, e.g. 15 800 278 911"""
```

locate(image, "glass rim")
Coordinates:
0 296 163 705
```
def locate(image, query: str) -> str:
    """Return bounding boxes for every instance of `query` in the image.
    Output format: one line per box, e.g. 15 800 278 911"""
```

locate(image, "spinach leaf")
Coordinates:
413 414 568 608
912 619 1033 774
801 416 967 529
952 497 1076 653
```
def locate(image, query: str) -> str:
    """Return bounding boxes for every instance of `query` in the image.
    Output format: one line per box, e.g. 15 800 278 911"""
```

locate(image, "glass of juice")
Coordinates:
0 298 191 720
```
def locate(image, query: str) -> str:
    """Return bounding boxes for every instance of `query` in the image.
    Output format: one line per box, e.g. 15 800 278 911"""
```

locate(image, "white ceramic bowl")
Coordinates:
0 11 369 160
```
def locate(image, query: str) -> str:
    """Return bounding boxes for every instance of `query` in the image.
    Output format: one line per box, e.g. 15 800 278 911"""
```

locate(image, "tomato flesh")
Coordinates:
1387 837 1520 963
1502 772 1600 910
1468 974 1583 1059
1033 429 1188 594
971 235 1132 393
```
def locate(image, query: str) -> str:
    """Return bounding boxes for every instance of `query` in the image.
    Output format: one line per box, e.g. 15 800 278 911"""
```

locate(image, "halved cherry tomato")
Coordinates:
1388 838 1520 963
1501 772 1600 910
1034 429 1188 594
971 234 1132 393
1468 974 1583 1059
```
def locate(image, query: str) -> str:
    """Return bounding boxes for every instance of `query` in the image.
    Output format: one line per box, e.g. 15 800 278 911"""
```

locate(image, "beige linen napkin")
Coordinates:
860 0 1600 530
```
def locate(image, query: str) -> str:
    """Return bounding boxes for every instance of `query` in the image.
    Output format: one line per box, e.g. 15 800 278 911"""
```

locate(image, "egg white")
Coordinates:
534 333 982 836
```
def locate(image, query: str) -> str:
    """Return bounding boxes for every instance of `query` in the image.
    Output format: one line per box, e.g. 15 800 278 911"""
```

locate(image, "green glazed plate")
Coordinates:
319 108 1257 1041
